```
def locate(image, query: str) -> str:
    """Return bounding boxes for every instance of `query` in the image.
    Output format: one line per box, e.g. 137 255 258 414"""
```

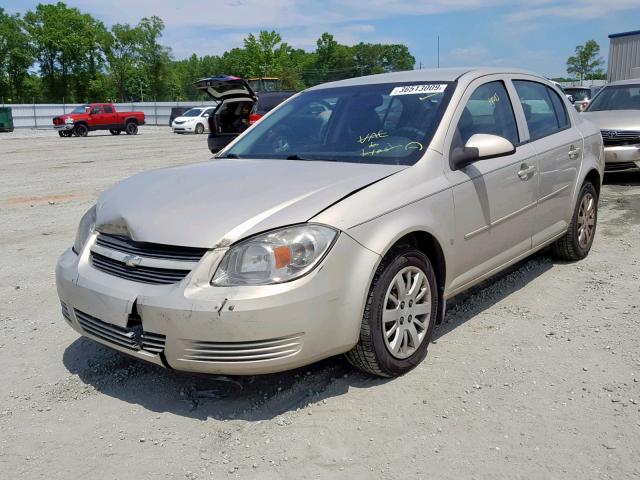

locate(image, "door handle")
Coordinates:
517 164 536 180
568 145 581 159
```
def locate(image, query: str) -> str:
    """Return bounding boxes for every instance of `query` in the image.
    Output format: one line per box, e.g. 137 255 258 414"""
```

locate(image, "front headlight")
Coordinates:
64 117 74 124
72 205 96 254
212 224 338 286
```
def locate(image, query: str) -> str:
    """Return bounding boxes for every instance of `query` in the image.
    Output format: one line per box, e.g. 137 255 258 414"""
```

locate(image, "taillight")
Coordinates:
249 113 262 125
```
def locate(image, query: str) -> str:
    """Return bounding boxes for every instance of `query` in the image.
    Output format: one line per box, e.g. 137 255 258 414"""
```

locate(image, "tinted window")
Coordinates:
587 84 640 111
564 88 590 101
455 81 519 147
547 87 569 128
256 93 294 113
91 106 104 114
514 80 565 140
225 82 454 165
104 106 113 113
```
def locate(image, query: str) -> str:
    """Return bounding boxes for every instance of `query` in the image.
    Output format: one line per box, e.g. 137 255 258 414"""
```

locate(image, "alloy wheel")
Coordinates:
382 266 432 359
577 192 596 249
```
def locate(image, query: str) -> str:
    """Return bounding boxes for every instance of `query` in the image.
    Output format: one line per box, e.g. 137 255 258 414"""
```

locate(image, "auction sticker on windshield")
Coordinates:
390 84 448 96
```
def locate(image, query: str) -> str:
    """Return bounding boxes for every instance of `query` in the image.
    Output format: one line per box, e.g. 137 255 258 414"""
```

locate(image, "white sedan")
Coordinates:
171 107 215 134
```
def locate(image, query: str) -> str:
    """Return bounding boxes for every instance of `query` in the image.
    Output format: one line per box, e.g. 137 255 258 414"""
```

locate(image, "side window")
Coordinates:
91 106 103 114
513 80 566 140
547 87 569 128
454 81 519 149
104 106 113 113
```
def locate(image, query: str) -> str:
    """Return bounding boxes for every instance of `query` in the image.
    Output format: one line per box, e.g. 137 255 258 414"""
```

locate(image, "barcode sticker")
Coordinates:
389 84 448 96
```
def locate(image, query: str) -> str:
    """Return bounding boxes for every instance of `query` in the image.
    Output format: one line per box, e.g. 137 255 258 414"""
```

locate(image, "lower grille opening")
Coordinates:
75 309 166 354
605 162 638 172
181 334 304 363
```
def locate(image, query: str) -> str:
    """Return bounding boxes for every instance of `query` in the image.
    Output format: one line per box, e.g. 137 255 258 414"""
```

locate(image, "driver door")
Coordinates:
445 76 538 294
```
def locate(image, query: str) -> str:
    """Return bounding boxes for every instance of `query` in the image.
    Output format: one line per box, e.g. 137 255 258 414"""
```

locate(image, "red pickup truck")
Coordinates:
53 103 145 137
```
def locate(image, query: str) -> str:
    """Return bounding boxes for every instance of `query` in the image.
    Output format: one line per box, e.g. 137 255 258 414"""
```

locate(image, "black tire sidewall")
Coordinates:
368 249 438 376
75 124 88 137
570 182 598 258
195 123 204 134
126 122 138 135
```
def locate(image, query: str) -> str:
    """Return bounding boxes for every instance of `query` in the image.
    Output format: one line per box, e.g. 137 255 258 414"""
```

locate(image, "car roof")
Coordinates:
606 79 640 86
305 67 545 91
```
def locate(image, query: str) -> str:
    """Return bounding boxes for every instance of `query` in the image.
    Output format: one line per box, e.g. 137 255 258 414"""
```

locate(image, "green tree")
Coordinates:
24 2 106 101
566 40 605 82
0 8 35 101
136 16 171 100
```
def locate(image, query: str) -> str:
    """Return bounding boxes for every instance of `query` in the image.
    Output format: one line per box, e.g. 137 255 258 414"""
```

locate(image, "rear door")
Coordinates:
445 76 538 293
511 78 581 247
194 76 257 102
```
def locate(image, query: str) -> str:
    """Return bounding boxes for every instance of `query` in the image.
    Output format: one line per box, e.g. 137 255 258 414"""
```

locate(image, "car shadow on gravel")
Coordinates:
62 251 554 422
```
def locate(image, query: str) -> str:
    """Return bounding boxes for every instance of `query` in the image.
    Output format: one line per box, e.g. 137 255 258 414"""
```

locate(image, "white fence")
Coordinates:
4 101 218 129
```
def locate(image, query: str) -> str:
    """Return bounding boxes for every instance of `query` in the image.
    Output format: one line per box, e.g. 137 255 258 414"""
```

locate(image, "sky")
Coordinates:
4 0 640 77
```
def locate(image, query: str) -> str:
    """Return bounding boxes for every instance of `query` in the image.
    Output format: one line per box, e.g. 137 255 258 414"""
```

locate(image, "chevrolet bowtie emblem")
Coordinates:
124 255 142 267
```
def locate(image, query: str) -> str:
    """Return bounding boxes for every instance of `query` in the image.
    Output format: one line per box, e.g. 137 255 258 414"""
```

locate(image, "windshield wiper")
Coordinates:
285 154 337 162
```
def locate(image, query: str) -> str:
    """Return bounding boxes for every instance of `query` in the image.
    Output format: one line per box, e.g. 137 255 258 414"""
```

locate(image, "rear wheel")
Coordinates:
74 124 88 137
552 181 598 260
110 129 121 135
346 247 438 377
195 123 204 134
125 121 138 135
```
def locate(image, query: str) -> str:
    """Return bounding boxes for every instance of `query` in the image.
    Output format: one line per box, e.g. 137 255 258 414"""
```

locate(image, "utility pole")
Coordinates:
437 36 440 68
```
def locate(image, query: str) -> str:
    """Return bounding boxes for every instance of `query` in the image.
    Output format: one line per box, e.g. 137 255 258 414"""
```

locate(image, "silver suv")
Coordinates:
56 68 604 378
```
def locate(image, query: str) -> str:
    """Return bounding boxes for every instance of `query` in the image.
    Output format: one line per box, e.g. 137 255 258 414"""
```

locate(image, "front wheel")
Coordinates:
125 122 138 135
552 181 598 261
110 129 121 135
74 124 88 137
195 123 204 134
346 247 438 377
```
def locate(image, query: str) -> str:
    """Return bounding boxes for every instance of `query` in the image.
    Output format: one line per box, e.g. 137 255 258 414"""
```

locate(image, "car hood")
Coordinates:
172 116 199 123
581 110 640 131
95 159 405 248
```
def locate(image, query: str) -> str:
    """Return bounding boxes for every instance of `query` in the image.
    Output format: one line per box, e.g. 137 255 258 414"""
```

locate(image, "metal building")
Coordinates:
607 29 640 82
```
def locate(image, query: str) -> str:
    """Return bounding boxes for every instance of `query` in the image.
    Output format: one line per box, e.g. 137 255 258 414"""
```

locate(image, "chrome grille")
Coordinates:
181 334 303 363
95 234 207 262
75 309 166 354
605 162 639 172
601 129 640 146
90 252 191 285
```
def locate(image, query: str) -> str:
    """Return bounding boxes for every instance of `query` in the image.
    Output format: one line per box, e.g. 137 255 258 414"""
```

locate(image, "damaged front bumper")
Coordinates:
56 233 378 375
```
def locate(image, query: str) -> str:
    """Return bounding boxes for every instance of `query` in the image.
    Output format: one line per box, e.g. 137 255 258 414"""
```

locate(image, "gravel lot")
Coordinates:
1 127 639 479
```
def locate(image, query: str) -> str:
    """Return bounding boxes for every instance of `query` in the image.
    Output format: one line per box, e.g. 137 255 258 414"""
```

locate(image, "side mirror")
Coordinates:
203 113 209 118
567 95 575 103
450 134 515 171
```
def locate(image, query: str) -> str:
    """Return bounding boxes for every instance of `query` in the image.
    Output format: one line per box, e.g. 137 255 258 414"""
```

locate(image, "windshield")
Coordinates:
183 108 204 117
587 85 640 111
564 88 590 101
223 82 453 165
70 104 90 114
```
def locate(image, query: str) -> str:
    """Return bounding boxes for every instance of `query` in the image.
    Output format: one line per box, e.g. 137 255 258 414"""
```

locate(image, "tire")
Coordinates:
110 129 121 135
195 123 204 134
125 121 138 135
345 247 439 377
74 124 88 137
58 131 65 137
552 181 598 261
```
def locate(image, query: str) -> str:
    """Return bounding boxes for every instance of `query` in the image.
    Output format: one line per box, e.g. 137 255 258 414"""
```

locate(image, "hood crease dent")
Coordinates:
95 159 405 248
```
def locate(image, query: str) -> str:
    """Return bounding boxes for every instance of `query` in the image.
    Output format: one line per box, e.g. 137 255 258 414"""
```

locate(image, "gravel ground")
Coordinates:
1 127 639 479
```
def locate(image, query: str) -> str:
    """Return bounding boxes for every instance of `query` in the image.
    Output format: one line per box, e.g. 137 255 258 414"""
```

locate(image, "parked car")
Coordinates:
194 76 296 153
169 106 195 125
53 103 145 137
581 79 640 172
171 107 216 134
56 68 603 378
565 87 595 112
